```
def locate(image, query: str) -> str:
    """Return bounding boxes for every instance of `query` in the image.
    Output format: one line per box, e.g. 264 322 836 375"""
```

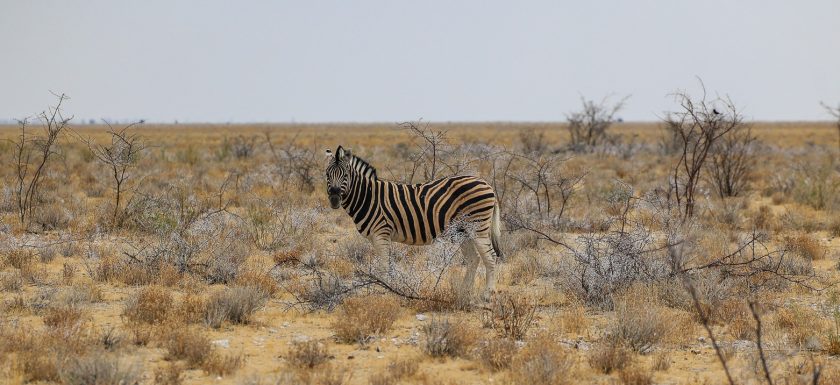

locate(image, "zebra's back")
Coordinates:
377 175 497 245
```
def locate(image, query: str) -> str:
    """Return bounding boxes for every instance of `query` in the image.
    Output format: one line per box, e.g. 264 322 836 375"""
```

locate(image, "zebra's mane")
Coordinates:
348 154 378 179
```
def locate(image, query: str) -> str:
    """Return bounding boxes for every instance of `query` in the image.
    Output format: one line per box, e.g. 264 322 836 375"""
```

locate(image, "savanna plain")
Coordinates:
1 103 840 385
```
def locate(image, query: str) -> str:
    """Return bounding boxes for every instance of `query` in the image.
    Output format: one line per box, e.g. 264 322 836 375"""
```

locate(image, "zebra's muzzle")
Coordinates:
328 194 341 209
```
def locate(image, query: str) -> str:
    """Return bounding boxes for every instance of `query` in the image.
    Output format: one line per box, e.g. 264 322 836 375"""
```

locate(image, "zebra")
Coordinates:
324 146 502 301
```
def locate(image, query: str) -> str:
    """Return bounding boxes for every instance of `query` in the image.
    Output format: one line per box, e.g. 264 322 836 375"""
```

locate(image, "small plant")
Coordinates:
485 291 538 340
42 305 86 330
154 362 184 385
122 285 174 324
826 292 840 356
369 357 420 385
421 317 477 358
203 286 268 328
511 336 574 385
202 351 243 376
287 340 331 369
566 95 627 151
332 294 401 344
588 338 634 374
785 234 827 261
59 354 142 385
162 327 212 368
611 298 670 353
618 363 654 385
478 338 517 371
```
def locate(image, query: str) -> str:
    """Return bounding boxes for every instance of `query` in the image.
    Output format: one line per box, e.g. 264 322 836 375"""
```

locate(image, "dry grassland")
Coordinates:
0 120 839 385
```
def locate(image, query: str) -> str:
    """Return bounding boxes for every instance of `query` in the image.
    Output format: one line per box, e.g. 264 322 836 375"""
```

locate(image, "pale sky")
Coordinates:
1 0 838 123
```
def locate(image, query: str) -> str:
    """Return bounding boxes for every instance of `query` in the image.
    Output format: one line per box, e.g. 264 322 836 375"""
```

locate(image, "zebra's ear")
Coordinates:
325 148 333 158
337 146 351 160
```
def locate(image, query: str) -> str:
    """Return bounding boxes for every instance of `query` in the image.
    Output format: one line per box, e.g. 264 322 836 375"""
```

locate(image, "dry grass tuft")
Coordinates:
477 338 518 371
332 294 401 344
485 290 538 340
42 305 86 330
60 354 142 385
0 270 23 291
510 335 575 385
154 362 185 385
588 338 634 374
287 340 332 369
204 286 268 328
785 234 827 261
611 295 671 353
3 248 34 270
651 351 671 371
122 285 174 324
618 363 654 385
202 351 243 376
369 357 420 385
161 327 212 368
421 317 478 358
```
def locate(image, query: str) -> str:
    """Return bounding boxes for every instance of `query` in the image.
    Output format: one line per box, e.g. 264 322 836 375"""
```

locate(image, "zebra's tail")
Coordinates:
490 204 504 261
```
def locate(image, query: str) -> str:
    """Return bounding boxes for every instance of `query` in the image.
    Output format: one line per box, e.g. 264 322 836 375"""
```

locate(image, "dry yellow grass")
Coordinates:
0 122 838 385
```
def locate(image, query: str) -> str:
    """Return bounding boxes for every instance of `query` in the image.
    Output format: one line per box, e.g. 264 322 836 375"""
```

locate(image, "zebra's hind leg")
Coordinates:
474 236 497 302
459 240 480 303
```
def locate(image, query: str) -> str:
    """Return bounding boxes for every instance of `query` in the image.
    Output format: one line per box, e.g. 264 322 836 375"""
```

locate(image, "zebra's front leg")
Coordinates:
369 233 393 261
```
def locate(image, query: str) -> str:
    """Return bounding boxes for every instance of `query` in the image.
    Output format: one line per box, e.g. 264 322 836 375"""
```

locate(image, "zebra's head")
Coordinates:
324 146 352 209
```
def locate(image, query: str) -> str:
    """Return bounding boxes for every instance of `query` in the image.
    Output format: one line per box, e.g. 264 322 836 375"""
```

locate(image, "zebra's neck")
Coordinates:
342 156 379 226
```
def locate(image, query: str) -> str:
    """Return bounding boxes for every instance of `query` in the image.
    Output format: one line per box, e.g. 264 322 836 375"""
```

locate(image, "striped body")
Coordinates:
345 175 496 245
326 146 501 300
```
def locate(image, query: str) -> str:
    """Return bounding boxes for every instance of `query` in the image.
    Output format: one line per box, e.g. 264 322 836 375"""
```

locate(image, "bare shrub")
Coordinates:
519 128 549 155
231 135 258 159
708 122 756 198
396 120 450 183
484 290 538 340
122 210 251 284
76 122 146 227
203 286 268 328
566 95 627 151
265 133 321 192
421 317 477 358
821 101 840 153
501 152 586 230
511 336 575 385
245 198 322 251
60 354 142 385
665 81 743 219
332 294 401 344
122 285 174 324
11 93 70 228
287 340 331 369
